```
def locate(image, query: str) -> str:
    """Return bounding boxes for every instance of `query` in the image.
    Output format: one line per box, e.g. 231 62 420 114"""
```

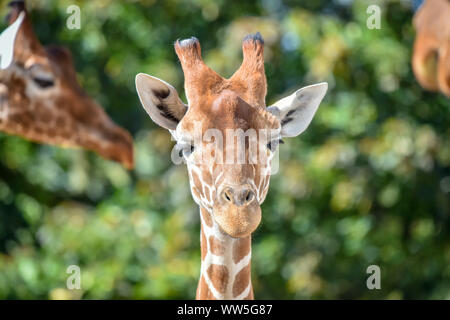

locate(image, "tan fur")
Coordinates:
207 264 229 294
233 264 251 298
196 276 216 300
233 236 251 264
201 206 213 228
209 235 225 255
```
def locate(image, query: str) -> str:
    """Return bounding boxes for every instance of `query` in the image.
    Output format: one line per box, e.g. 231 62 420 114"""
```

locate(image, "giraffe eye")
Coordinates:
28 64 55 89
33 77 54 88
267 139 284 152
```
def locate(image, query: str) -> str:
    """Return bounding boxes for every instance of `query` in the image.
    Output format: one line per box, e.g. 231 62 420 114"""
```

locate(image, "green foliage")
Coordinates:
0 0 449 299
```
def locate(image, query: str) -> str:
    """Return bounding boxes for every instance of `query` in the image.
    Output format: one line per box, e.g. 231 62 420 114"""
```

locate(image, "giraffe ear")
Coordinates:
268 82 328 137
0 11 25 69
135 73 188 130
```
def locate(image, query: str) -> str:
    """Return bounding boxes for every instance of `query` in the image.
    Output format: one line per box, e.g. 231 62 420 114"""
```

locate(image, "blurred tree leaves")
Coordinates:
0 0 449 299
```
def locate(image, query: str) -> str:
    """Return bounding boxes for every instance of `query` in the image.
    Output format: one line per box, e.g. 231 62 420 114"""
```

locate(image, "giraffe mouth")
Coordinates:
212 203 261 238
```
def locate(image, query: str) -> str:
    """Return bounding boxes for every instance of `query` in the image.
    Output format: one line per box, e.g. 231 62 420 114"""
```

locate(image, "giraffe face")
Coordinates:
0 1 134 168
174 89 280 238
136 34 327 238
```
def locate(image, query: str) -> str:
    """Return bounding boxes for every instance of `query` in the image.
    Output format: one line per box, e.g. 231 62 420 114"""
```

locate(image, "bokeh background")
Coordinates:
0 0 449 299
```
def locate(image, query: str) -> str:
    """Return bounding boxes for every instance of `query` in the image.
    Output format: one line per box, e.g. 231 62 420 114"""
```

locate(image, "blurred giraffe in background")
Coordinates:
0 1 134 169
412 0 450 97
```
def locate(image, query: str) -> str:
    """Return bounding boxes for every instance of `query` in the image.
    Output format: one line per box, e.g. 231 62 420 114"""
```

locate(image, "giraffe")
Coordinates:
0 1 134 169
412 0 450 97
136 34 327 299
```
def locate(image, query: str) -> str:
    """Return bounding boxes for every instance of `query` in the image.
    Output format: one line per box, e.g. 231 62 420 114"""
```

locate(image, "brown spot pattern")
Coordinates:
191 186 201 200
191 170 203 195
200 207 213 227
202 170 213 186
233 236 251 263
207 264 228 294
197 275 216 300
209 236 225 255
233 264 251 297
204 185 211 202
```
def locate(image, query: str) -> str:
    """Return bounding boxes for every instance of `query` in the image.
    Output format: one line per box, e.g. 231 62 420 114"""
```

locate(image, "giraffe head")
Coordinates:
136 34 327 238
0 1 134 169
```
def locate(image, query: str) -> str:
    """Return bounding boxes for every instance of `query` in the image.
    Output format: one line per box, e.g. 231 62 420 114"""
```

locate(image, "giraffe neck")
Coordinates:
196 206 254 300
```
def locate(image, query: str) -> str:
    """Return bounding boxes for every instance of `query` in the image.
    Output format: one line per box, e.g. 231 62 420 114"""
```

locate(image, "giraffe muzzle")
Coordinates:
213 184 261 238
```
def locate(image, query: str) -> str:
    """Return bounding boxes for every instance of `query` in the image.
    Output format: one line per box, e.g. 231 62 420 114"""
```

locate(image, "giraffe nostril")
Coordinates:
245 191 253 202
221 186 255 206
224 190 232 203
243 189 255 205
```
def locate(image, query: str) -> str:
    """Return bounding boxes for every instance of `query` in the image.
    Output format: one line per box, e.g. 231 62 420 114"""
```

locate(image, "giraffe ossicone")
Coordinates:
0 1 134 169
136 33 327 299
